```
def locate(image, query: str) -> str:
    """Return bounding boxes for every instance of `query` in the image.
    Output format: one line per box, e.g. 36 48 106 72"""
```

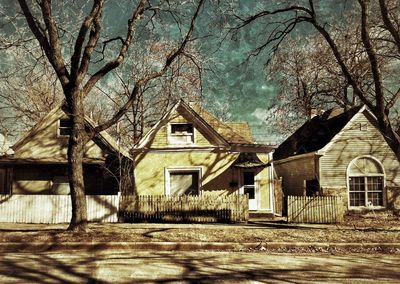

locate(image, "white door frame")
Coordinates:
240 170 259 211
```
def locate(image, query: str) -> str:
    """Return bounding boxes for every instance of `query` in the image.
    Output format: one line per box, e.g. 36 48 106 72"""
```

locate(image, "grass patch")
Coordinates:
0 215 399 244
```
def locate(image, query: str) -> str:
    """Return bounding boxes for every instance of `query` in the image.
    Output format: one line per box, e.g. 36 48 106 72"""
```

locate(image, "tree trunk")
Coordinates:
378 115 400 160
66 89 88 231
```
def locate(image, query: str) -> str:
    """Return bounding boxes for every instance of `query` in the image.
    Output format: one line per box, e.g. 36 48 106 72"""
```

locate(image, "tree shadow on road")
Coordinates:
0 249 400 283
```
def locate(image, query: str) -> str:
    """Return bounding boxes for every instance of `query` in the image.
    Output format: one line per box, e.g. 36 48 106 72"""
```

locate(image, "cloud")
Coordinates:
251 108 269 122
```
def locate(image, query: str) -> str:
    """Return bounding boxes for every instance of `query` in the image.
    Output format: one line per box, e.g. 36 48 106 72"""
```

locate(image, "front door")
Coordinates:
243 172 257 210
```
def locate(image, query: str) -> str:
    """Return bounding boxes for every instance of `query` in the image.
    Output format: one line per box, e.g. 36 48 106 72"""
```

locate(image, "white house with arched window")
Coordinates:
274 106 400 213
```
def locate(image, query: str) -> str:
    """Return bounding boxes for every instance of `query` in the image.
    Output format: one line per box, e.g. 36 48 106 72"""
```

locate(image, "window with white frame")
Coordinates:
58 118 72 137
348 157 384 207
168 123 194 144
166 168 200 196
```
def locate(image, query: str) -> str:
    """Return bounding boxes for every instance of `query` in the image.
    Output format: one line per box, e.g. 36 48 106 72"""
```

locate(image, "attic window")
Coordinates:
169 123 194 144
360 123 368 131
58 118 72 137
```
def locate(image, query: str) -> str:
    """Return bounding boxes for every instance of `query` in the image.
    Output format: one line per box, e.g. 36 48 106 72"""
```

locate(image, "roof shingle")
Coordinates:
273 106 362 160
190 104 254 144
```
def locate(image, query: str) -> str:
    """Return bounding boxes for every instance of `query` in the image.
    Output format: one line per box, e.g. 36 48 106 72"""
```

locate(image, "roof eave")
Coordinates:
273 151 321 165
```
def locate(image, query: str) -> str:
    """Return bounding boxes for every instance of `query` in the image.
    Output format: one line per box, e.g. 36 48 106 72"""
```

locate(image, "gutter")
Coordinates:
273 151 322 165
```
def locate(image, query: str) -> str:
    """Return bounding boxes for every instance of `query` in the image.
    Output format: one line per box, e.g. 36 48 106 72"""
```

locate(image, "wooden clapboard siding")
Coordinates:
120 194 249 223
287 195 344 223
14 108 104 162
0 195 119 223
319 110 400 189
274 154 316 196
134 151 239 195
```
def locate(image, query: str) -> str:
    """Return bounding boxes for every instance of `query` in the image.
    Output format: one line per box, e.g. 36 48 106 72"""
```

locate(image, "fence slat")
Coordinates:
0 194 119 224
287 195 343 224
119 194 249 223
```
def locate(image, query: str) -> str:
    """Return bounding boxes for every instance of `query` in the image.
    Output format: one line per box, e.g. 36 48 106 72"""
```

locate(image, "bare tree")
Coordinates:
12 0 205 231
232 0 400 157
103 40 203 147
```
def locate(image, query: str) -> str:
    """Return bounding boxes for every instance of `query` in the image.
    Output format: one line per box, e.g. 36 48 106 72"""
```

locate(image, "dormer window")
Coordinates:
168 123 194 144
58 118 72 137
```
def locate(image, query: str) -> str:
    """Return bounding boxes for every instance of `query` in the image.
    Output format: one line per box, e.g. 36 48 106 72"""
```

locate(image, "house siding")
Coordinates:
274 154 316 196
14 110 104 161
134 151 273 211
134 151 237 195
11 164 118 195
319 110 400 189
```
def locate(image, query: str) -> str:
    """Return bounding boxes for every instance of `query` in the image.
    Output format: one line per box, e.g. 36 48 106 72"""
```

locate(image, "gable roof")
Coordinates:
11 105 130 159
225 122 254 143
135 100 254 149
273 106 363 160
189 103 254 144
84 115 131 158
12 106 61 151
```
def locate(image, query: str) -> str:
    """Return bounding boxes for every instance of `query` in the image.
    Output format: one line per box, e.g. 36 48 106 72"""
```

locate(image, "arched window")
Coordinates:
347 157 385 207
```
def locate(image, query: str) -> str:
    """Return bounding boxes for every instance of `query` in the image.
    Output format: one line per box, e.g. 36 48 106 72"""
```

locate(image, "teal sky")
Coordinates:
1 1 345 144
81 1 286 144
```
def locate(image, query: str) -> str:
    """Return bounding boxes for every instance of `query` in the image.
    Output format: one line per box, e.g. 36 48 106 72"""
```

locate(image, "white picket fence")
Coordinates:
0 195 119 223
287 195 344 223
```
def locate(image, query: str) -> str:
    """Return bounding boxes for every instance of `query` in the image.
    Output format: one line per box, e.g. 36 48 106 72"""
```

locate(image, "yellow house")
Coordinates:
132 100 276 213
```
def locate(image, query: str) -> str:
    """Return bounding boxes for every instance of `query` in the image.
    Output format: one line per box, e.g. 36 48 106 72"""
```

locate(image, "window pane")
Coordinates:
170 172 199 195
244 186 255 199
59 127 72 136
349 158 383 175
59 118 72 127
367 176 383 192
59 119 72 136
367 192 383 206
243 172 254 185
171 124 193 134
349 177 365 207
349 177 365 192
349 192 365 207
367 176 383 206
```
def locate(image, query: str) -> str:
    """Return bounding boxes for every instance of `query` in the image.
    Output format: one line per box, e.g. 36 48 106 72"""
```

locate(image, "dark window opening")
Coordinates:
59 118 72 136
171 123 193 134
306 179 320 196
243 172 254 185
243 172 255 200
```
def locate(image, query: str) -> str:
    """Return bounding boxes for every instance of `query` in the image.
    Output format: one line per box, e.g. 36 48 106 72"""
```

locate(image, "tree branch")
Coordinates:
379 0 400 54
70 0 103 82
358 0 385 114
38 0 70 86
17 0 70 86
92 0 205 134
82 0 147 95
